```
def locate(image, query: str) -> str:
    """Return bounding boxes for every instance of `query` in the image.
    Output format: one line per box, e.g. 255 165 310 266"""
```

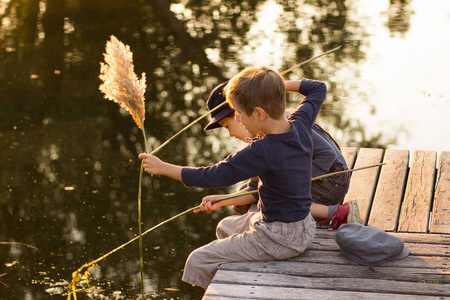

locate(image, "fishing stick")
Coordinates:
149 46 341 155
280 45 342 76
209 162 387 200
0 242 39 251
67 190 257 299
311 162 386 181
68 162 384 282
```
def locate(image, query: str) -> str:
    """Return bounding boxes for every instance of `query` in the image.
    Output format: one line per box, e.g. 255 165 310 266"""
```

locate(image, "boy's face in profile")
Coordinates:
218 114 252 142
233 106 261 137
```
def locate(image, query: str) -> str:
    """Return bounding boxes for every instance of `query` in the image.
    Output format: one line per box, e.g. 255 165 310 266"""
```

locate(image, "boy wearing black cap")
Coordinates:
140 66 332 288
202 80 360 231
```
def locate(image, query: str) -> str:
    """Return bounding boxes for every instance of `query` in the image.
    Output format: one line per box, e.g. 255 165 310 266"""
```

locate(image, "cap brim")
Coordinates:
204 119 222 131
204 107 235 131
390 245 409 261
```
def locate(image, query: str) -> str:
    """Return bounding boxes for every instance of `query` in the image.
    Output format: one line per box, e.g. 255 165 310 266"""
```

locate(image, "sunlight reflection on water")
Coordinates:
231 0 450 152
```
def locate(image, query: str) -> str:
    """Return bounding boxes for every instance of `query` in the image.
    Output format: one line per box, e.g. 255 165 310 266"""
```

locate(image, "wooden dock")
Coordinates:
203 147 450 299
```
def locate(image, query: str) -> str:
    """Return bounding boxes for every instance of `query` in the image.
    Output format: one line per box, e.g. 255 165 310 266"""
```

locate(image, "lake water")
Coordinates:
341 0 450 152
0 0 449 299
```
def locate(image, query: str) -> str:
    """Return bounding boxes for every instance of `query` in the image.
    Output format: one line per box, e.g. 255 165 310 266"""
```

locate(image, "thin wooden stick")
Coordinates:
68 162 384 277
208 162 387 199
0 242 39 251
149 101 227 155
66 161 384 298
148 46 341 155
312 162 386 181
206 162 386 197
280 46 341 76
66 190 256 286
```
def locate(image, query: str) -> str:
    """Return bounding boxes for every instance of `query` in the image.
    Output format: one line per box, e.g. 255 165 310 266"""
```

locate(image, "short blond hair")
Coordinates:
224 66 286 119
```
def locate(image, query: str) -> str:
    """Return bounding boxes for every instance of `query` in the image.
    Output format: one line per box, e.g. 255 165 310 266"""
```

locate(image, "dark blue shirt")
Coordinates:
182 79 327 223
312 124 347 176
310 130 337 177
247 126 347 195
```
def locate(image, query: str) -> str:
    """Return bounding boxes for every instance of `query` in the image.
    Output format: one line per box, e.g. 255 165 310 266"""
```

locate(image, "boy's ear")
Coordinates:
253 107 266 120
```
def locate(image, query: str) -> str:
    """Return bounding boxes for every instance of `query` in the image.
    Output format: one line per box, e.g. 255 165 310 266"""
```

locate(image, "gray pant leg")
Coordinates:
183 213 315 288
216 211 258 239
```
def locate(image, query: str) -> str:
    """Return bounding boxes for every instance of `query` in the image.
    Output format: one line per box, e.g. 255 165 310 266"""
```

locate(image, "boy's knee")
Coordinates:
216 216 239 239
216 221 228 239
186 244 216 270
185 248 202 268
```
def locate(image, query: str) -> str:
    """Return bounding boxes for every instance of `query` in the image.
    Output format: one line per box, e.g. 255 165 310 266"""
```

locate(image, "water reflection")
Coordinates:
0 0 393 299
383 0 413 37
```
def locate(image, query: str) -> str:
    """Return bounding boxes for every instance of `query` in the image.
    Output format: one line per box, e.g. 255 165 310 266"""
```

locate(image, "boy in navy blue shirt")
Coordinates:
199 81 361 235
140 66 326 288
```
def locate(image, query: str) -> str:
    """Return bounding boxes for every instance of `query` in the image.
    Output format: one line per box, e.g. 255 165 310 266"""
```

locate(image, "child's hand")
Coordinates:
138 153 183 181
138 153 163 175
194 195 224 213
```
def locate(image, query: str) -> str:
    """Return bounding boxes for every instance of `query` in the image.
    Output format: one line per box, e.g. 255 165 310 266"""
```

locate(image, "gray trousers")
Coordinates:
311 163 351 205
182 212 316 288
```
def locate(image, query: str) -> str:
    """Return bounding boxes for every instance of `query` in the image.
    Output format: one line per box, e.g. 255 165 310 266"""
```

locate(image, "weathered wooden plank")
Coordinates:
210 270 450 297
304 229 450 266
343 148 384 223
404 243 450 256
203 282 448 300
430 151 450 234
205 147 450 300
391 232 450 244
289 249 450 269
314 228 450 244
368 149 409 231
341 146 358 169
308 239 450 257
398 151 437 233
219 261 450 283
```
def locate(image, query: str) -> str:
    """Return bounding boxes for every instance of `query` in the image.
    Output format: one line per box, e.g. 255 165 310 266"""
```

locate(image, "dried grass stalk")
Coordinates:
99 35 147 130
97 35 147 300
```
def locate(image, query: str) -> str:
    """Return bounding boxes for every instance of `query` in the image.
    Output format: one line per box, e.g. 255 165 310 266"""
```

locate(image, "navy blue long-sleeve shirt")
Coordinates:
182 79 327 223
247 126 347 198
312 124 347 173
311 128 337 177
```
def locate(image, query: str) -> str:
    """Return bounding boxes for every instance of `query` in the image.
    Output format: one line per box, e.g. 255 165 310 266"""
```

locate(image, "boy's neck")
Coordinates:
262 118 292 135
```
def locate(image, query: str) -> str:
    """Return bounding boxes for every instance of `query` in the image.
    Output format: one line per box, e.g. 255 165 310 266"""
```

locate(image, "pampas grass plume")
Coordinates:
99 35 146 130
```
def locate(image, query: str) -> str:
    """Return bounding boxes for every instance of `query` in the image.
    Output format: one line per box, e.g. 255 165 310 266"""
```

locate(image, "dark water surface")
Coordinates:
1 0 448 299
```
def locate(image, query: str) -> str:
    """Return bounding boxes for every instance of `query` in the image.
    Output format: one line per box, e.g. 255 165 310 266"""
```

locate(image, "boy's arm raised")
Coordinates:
290 78 327 126
285 80 301 92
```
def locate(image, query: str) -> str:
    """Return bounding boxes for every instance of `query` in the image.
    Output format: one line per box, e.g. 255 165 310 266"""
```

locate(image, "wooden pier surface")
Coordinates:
203 147 450 299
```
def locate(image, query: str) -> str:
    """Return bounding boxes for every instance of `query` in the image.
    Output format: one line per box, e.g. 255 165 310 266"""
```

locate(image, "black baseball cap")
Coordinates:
204 81 235 131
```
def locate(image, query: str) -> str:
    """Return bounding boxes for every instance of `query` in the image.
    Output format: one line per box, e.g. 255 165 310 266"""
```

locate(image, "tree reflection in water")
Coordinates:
0 0 391 299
